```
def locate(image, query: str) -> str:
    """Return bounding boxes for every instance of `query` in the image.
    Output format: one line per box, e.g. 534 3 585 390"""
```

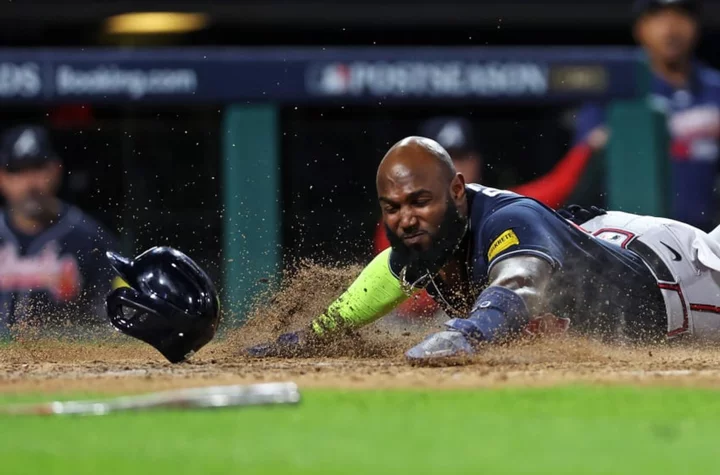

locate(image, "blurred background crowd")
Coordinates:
1 0 719 331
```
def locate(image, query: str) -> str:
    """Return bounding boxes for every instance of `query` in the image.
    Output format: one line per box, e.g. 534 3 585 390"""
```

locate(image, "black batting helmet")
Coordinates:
105 246 220 363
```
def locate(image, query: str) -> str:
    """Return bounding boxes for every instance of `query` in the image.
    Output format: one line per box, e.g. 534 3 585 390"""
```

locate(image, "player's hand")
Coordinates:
587 126 609 152
557 204 606 225
246 329 310 357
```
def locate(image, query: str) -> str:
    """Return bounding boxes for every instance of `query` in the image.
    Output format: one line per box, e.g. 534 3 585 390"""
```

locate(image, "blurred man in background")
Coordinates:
0 125 120 337
418 117 484 185
575 0 720 231
374 116 602 320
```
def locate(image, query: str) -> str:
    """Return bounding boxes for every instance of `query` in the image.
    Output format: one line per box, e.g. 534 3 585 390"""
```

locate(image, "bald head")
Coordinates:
376 136 468 253
377 136 456 188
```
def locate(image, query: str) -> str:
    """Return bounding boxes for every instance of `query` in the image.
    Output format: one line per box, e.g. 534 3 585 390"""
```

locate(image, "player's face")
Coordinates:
635 8 698 67
378 167 464 252
0 162 61 218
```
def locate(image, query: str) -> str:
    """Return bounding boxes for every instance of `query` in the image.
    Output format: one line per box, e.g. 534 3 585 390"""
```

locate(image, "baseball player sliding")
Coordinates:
245 136 720 363
105 136 720 364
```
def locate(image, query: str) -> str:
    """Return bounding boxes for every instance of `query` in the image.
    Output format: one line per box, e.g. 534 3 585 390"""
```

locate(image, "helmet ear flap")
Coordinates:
105 286 195 364
106 287 173 341
107 285 152 311
106 286 142 332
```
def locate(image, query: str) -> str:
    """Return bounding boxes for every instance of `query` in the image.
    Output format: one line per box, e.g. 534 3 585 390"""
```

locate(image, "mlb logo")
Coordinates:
307 63 352 96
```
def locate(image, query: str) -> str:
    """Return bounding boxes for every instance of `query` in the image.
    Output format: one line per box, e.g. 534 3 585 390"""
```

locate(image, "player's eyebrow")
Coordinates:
378 189 433 205
378 196 399 206
407 189 433 200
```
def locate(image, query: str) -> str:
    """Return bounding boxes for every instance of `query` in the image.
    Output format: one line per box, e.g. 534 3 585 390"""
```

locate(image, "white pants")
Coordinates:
579 211 720 341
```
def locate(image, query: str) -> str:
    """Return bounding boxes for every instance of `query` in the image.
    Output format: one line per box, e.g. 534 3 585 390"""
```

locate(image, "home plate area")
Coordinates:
3 334 720 395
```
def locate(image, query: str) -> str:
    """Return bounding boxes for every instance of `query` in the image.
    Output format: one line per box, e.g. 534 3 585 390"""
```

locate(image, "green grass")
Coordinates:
1 386 718 474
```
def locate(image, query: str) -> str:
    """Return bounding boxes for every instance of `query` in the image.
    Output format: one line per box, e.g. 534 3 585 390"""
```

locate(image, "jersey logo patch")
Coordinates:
487 229 519 261
0 242 82 301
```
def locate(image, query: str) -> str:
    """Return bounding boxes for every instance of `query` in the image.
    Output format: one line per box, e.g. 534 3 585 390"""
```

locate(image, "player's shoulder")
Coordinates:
468 184 543 216
484 198 551 225
697 63 720 89
466 184 522 208
469 186 555 235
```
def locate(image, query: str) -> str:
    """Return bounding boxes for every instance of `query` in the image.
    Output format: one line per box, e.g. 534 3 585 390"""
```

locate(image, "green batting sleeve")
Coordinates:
310 248 415 335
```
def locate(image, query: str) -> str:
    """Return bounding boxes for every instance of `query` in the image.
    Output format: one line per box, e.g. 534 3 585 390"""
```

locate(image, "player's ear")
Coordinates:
450 173 466 202
689 16 700 47
632 17 646 47
47 161 63 189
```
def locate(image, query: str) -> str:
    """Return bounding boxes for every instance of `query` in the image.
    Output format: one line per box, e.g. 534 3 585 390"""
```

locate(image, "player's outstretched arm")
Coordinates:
456 199 564 342
486 255 552 317
441 255 553 345
405 200 564 362
309 248 413 335
405 255 555 362
246 248 415 357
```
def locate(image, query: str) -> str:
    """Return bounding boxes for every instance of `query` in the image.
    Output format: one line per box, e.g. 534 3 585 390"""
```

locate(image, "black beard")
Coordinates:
385 199 468 282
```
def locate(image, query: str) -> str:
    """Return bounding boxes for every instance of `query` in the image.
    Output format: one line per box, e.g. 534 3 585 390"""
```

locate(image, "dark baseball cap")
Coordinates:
419 117 477 155
0 125 60 172
633 0 700 18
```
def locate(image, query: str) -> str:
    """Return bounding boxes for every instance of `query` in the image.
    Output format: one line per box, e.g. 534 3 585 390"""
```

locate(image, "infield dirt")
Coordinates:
3 261 720 395
4 334 720 396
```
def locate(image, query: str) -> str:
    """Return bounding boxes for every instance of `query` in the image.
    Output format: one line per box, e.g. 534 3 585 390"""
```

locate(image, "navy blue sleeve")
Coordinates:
572 103 606 145
478 200 566 272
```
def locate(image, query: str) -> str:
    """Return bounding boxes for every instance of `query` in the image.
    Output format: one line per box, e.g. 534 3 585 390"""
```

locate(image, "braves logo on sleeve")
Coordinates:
0 242 81 301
